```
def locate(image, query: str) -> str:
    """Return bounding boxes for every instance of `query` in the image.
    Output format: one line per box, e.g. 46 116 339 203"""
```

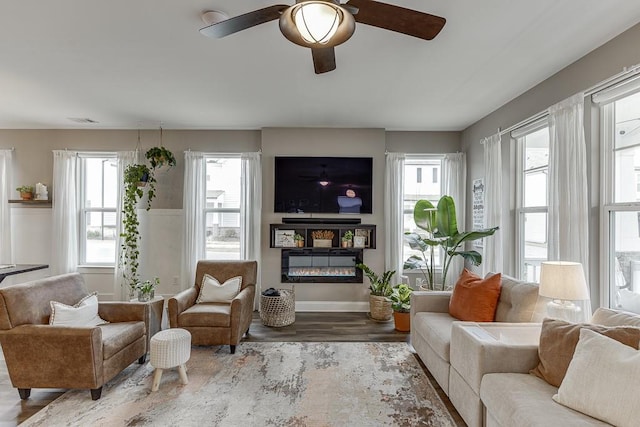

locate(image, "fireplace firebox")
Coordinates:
281 249 363 283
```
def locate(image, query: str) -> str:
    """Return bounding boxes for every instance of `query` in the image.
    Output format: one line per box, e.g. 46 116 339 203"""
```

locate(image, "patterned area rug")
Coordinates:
22 342 456 427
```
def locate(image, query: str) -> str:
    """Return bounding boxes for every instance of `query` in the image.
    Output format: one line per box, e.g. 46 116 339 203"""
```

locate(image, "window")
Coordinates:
79 154 118 265
204 156 241 260
403 156 443 267
596 80 640 314
514 122 549 282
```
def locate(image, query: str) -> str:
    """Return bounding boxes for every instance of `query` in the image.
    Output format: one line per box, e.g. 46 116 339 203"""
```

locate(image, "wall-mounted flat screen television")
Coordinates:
274 156 373 214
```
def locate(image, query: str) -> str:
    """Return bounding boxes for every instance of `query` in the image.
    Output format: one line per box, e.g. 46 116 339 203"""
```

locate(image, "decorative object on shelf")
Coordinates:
312 230 334 247
16 185 34 200
275 230 296 247
355 228 371 247
390 284 413 332
404 195 498 290
341 230 353 248
119 133 176 295
294 233 305 247
136 277 159 302
357 263 395 321
538 261 590 323
34 182 48 200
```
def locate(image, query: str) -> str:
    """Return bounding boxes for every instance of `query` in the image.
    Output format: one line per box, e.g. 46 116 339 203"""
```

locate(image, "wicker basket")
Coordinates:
260 289 295 327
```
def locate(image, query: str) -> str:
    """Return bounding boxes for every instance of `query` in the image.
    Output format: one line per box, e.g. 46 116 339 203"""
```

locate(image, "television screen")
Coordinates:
274 157 373 214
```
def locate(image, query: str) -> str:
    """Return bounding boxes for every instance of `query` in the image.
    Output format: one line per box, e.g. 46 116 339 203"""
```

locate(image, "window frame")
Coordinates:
203 153 242 261
78 152 118 267
402 154 444 271
513 119 550 282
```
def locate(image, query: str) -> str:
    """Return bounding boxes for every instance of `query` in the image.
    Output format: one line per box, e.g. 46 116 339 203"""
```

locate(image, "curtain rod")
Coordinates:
488 62 640 141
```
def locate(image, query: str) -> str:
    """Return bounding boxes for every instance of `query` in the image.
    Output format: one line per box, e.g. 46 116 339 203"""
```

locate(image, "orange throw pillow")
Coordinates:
449 269 502 321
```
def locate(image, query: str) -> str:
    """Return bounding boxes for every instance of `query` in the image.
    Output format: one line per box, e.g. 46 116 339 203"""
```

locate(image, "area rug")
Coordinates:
22 342 456 427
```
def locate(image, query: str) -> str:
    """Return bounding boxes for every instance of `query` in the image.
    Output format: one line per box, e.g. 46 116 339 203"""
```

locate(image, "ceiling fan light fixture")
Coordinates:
280 1 355 48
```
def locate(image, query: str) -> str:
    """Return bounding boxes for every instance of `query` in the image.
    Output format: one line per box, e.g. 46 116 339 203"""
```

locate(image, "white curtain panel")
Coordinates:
443 152 467 287
548 93 591 319
181 151 206 290
51 150 79 275
0 149 12 264
384 152 405 284
241 152 262 304
113 150 138 300
482 133 503 276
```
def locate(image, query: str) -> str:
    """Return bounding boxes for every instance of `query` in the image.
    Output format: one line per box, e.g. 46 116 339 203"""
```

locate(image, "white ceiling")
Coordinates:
1 1 640 131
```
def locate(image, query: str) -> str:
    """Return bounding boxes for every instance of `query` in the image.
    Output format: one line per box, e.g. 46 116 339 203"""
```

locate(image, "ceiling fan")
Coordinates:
199 0 446 74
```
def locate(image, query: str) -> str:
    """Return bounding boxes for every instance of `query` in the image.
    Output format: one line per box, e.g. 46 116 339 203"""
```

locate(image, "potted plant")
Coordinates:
404 195 498 290
341 230 354 248
294 233 305 247
356 263 395 321
389 284 413 332
145 146 176 170
16 185 34 200
135 277 159 302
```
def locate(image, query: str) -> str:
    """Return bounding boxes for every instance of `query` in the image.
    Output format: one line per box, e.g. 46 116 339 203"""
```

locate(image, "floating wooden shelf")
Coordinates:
8 199 52 206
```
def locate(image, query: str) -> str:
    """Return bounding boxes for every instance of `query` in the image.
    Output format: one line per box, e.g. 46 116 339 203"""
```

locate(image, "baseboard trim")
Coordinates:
294 301 369 312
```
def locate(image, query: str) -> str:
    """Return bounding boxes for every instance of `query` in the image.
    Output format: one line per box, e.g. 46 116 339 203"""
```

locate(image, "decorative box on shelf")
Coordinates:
312 239 332 248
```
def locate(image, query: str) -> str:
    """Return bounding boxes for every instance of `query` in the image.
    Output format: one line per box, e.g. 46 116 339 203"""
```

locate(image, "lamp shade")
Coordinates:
279 1 355 48
539 261 589 301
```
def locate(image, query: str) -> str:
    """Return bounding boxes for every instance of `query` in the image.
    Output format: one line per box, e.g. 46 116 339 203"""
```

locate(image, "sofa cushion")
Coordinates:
480 373 610 426
553 329 640 427
179 303 231 327
196 274 242 303
413 312 456 361
49 293 108 327
494 275 540 322
530 318 640 387
591 306 640 327
449 269 502 322
99 321 145 360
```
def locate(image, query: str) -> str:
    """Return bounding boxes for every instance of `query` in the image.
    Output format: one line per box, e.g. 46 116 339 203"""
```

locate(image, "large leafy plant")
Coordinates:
404 195 498 289
356 263 395 297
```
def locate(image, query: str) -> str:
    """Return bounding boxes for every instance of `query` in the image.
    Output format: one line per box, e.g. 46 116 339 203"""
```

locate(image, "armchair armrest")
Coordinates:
0 325 103 388
168 287 198 328
230 286 255 342
410 291 452 317
98 301 146 323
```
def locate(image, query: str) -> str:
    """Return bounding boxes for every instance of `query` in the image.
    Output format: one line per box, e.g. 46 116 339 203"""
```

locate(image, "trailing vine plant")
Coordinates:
120 144 175 295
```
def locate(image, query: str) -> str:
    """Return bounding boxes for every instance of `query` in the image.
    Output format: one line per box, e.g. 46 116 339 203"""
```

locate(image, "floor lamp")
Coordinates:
539 261 589 323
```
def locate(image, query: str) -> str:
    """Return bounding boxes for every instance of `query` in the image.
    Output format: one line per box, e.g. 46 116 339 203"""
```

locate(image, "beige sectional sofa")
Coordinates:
410 274 541 427
480 307 640 427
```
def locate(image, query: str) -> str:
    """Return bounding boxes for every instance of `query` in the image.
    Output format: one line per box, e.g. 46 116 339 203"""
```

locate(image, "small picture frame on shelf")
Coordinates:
353 236 366 248
355 229 371 248
275 230 296 247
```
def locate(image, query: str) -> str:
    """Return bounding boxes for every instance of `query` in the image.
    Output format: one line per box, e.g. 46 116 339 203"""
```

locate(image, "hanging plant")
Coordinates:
145 146 176 170
120 163 156 292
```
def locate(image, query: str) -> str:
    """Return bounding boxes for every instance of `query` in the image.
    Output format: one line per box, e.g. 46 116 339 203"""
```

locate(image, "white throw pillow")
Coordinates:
50 293 109 327
553 328 640 427
196 274 242 303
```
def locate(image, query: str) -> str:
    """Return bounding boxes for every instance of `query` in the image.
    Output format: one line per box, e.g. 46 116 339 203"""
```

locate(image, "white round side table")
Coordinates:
149 328 191 392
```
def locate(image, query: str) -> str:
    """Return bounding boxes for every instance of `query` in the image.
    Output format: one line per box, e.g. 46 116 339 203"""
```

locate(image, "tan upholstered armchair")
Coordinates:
0 273 147 400
168 260 257 354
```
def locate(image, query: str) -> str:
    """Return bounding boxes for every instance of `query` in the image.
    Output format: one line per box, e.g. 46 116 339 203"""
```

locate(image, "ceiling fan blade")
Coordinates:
199 5 289 38
346 0 446 40
311 48 336 74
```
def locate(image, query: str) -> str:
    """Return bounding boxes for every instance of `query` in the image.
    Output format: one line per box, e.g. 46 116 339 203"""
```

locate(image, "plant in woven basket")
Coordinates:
356 263 395 297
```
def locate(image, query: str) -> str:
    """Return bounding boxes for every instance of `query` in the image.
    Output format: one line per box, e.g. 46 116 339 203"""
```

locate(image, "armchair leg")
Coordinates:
138 354 147 364
230 345 236 354
91 387 103 400
18 388 31 400
245 326 250 335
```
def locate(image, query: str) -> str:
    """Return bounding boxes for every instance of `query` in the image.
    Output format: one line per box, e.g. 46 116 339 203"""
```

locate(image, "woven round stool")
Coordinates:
150 328 191 392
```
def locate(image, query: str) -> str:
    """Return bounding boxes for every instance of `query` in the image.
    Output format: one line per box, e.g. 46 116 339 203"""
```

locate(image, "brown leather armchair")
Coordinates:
0 273 147 400
168 260 257 354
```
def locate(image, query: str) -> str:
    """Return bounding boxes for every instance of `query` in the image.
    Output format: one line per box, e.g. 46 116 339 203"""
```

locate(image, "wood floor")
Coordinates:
0 312 464 426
